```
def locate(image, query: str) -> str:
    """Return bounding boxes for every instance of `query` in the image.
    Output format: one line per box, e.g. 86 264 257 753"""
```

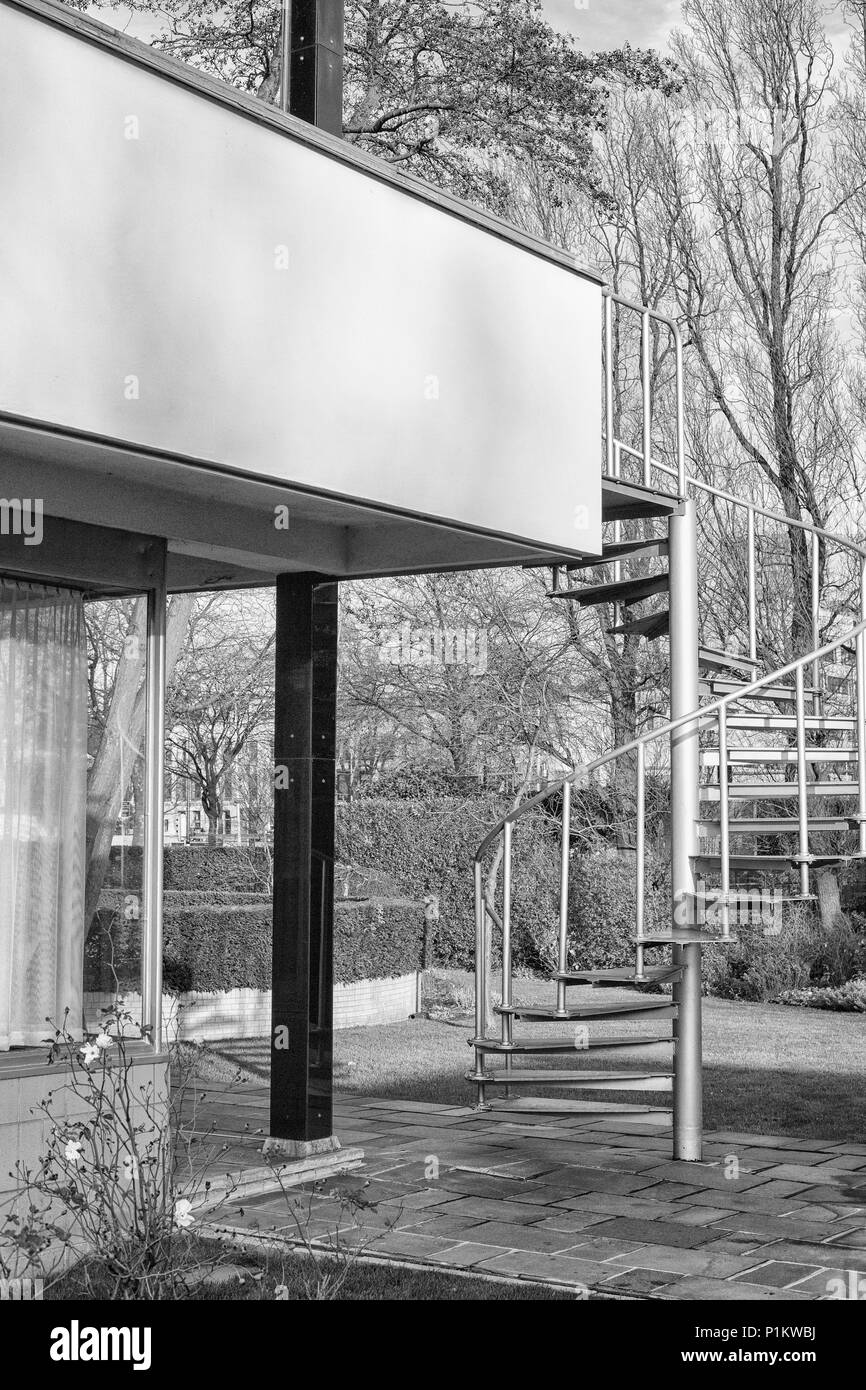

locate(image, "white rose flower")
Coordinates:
79 1042 100 1067
65 1140 84 1166
120 1154 139 1186
173 1198 194 1229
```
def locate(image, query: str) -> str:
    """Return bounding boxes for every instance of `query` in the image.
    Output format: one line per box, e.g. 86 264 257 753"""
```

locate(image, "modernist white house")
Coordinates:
0 0 607 1177
5 0 860 1194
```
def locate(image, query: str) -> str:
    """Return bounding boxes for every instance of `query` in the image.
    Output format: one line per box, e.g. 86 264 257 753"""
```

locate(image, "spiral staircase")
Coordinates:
468 291 866 1160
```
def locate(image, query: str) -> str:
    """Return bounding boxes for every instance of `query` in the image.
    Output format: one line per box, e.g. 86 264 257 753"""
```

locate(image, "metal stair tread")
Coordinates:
694 853 858 870
553 966 681 984
700 678 822 700
485 1097 672 1116
700 748 857 764
684 889 815 904
471 1035 674 1053
467 1070 674 1086
635 930 738 945
601 477 681 521
551 572 669 606
563 537 670 569
699 645 760 669
609 609 670 639
494 999 676 1020
700 781 859 799
726 714 855 730
698 816 852 834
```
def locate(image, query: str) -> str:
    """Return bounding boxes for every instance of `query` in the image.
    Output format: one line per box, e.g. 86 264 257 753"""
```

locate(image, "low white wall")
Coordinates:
85 975 420 1043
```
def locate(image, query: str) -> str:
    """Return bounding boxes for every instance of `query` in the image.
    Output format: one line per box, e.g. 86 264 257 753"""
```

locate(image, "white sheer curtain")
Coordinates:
0 580 87 1049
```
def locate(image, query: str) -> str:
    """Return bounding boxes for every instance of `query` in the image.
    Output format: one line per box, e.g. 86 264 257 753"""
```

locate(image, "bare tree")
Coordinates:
166 592 275 846
653 0 862 663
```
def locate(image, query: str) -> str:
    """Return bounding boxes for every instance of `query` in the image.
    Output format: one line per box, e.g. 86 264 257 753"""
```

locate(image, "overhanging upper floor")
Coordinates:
0 0 606 584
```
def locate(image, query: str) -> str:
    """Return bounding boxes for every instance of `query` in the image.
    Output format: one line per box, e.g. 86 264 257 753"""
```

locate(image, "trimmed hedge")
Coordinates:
334 899 424 984
336 796 502 969
86 882 424 994
161 896 422 993
336 797 669 973
163 902 271 993
105 845 270 892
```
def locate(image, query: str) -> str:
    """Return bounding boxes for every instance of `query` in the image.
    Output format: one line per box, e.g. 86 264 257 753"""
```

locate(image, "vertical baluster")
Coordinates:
811 532 821 714
473 860 486 1101
747 506 757 665
674 324 685 497
795 665 810 897
556 781 571 1016
501 822 513 1047
857 558 866 857
604 292 614 478
635 743 646 981
641 309 652 487
613 440 622 600
718 706 731 940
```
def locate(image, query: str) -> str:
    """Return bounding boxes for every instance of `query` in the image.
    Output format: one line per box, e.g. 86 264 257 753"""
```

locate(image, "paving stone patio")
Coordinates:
184 1084 866 1299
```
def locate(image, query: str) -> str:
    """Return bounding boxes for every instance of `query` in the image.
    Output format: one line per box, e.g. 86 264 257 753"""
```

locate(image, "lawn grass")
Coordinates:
183 973 866 1143
50 1238 571 1301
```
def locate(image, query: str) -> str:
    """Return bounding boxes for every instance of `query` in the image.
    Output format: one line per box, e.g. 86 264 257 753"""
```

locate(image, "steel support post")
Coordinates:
669 499 703 1160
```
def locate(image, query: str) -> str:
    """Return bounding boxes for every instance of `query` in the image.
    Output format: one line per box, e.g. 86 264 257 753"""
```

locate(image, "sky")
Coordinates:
98 0 684 51
96 0 854 60
547 0 681 51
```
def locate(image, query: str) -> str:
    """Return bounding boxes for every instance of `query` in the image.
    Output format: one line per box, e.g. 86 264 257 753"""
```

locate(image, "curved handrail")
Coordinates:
632 452 866 562
475 616 866 863
471 287 866 1103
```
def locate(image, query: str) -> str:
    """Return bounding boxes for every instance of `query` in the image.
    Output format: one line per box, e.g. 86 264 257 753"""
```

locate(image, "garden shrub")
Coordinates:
702 903 866 1001
567 850 669 971
775 978 866 1011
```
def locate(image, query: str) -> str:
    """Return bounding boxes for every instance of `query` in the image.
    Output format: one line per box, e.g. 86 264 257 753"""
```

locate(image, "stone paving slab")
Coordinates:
473 1249 611 1286
583 1216 720 1249
186 1088 864 1300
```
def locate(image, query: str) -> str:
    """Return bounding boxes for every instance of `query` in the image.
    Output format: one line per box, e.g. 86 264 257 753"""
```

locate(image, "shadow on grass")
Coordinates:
184 1022 866 1146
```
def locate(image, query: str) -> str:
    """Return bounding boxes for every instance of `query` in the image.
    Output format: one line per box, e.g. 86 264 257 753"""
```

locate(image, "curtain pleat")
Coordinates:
0 580 87 1049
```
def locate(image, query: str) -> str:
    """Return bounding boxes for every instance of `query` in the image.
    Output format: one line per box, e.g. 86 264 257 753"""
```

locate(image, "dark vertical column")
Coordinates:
269 573 338 1147
282 0 345 138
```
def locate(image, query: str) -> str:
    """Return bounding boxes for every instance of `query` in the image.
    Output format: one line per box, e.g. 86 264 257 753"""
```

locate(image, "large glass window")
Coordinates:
0 581 156 1051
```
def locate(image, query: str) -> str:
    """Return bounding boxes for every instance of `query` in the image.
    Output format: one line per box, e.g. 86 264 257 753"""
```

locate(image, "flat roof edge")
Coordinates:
2 0 606 285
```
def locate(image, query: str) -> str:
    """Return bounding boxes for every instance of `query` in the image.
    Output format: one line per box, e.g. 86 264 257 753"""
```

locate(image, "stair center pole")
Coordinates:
669 498 703 1161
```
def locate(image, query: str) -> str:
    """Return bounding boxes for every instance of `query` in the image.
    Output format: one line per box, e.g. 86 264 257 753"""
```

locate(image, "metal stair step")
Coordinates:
699 816 852 835
601 477 680 521
694 853 858 872
485 1097 671 1117
471 1035 674 1054
694 853 794 871
684 889 815 905
551 572 668 606
494 999 676 1021
564 537 669 569
634 930 737 945
553 967 682 985
700 678 822 701
467 1070 674 1091
725 715 853 731
700 748 857 765
700 781 859 800
699 647 761 676
608 609 670 640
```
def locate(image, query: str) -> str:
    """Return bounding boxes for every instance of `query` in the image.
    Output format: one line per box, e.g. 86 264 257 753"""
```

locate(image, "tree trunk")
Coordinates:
84 593 196 930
